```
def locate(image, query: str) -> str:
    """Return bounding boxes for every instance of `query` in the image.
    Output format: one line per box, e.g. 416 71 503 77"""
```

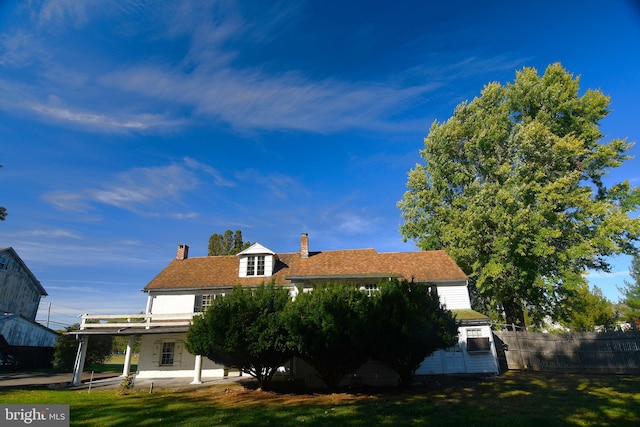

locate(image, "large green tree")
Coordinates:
619 254 640 321
286 284 372 389
371 279 457 386
208 229 251 256
559 285 617 332
185 284 291 389
399 63 640 327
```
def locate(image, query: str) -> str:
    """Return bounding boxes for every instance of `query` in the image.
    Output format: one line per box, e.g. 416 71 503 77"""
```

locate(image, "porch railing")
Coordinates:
79 312 198 329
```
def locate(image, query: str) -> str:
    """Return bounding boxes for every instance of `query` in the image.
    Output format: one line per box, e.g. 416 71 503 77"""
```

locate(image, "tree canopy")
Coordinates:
185 284 292 389
619 254 640 322
286 284 373 389
208 229 251 256
371 279 457 385
399 63 640 327
186 280 457 389
559 285 617 332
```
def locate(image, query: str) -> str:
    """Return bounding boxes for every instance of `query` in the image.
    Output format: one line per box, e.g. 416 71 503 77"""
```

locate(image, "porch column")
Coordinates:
70 335 89 386
191 354 203 384
121 336 134 378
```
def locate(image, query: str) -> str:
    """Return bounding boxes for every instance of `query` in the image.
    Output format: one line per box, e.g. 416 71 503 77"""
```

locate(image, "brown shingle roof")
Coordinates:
143 248 466 291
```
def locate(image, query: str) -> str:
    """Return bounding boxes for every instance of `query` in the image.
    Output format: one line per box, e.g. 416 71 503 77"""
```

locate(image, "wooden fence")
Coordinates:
493 331 640 373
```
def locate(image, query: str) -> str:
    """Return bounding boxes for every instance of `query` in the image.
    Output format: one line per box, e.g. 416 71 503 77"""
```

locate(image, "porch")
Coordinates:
69 312 202 386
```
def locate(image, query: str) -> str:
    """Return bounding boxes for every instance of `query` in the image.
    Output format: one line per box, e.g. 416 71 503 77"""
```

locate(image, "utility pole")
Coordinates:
46 301 51 328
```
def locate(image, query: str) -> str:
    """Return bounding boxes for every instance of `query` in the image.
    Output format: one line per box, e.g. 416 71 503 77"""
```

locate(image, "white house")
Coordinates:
71 234 498 385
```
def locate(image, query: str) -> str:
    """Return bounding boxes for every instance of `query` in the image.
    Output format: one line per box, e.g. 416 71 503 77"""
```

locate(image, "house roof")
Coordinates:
0 247 47 296
0 313 59 344
144 247 467 291
452 309 492 325
237 243 275 256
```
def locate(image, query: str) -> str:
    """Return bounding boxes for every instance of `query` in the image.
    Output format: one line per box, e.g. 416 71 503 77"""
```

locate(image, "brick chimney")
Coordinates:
177 244 189 260
300 233 309 258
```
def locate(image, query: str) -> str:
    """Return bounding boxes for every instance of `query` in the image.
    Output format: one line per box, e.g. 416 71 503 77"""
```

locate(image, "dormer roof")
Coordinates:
236 243 276 256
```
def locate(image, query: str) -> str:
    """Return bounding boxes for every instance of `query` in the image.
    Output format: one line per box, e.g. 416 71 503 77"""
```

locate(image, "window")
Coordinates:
361 284 378 297
467 328 483 338
247 256 255 276
256 256 265 275
198 294 213 312
466 329 490 353
160 342 175 366
246 255 265 276
194 294 225 312
428 283 438 297
0 256 8 271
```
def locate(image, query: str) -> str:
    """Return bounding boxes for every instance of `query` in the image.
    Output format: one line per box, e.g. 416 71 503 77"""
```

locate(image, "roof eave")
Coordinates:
285 273 404 281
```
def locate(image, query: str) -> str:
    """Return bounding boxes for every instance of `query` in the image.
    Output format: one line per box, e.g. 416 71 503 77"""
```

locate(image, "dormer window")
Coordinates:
237 243 275 278
247 255 265 276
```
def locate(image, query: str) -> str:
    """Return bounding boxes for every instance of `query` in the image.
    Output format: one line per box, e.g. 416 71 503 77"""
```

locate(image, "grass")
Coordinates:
86 353 139 374
1 371 639 426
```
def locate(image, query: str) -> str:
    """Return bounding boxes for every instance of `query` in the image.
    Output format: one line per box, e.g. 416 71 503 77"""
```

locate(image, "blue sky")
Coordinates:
1 1 639 329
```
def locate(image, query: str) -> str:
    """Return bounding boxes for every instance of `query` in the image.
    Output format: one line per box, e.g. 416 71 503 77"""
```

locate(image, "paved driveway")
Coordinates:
0 371 117 389
0 371 248 391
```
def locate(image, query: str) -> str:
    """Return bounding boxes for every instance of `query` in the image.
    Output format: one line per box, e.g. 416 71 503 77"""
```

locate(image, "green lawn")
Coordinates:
86 353 139 373
1 371 638 426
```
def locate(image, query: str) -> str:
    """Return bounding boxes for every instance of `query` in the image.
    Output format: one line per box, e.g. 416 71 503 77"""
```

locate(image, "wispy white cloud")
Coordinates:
89 163 200 210
42 191 91 213
234 169 309 199
30 102 186 132
168 212 200 220
37 0 95 29
0 30 43 67
11 240 154 267
18 228 83 240
1 1 533 137
42 159 233 216
335 211 379 235
100 64 440 134
31 103 143 129
0 0 448 135
183 157 235 187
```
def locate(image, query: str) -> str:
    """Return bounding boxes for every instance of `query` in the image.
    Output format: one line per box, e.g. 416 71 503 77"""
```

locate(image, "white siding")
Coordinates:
459 325 499 374
137 333 228 379
238 257 248 277
437 284 471 309
238 254 274 277
265 255 274 276
416 326 499 375
150 294 195 314
237 243 276 277
415 350 447 375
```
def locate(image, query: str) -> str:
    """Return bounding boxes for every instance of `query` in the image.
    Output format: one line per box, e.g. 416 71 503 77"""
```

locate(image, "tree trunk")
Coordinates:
502 298 525 329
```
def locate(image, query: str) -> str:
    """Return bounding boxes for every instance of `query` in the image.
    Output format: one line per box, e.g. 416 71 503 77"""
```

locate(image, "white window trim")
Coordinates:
246 255 266 276
160 342 176 366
